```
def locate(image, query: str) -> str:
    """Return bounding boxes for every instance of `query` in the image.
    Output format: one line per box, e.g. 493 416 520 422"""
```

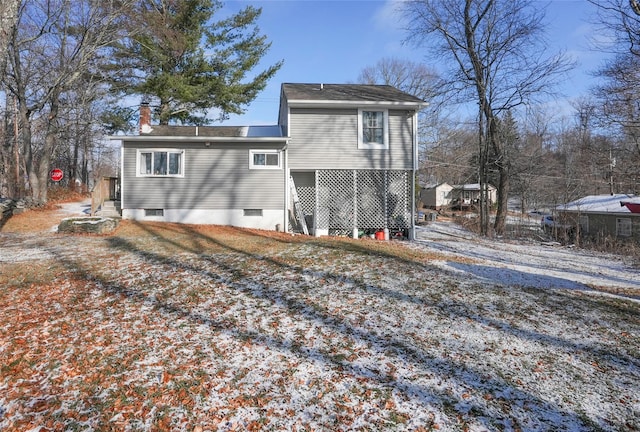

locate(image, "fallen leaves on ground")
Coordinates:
0 220 639 431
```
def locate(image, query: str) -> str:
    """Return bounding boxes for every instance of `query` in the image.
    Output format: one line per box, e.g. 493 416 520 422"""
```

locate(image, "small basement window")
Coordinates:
243 209 263 217
145 209 164 217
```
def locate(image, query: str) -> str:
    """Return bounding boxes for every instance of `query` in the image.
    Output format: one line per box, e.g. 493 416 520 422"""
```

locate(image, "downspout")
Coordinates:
283 142 289 232
119 139 125 218
410 110 418 240
353 170 358 239
283 103 291 233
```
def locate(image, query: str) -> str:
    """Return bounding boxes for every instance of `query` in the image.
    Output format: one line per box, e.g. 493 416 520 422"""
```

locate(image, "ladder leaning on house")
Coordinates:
289 176 309 235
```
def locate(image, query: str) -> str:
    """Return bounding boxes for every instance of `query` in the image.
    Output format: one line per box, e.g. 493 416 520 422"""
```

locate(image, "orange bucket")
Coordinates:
375 230 385 240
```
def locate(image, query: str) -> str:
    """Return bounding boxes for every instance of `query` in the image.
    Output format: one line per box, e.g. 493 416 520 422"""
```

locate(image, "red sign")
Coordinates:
50 168 64 182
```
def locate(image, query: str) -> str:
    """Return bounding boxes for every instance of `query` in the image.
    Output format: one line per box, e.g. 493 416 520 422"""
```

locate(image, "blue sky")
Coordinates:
221 0 607 126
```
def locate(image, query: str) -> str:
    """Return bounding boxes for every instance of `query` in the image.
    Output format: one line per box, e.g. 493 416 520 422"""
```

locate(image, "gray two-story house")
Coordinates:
114 83 425 238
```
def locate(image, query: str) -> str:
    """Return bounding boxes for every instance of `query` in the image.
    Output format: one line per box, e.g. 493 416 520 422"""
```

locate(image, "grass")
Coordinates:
0 201 639 431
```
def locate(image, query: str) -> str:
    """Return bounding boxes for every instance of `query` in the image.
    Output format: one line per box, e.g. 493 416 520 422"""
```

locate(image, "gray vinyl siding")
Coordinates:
122 142 284 210
287 108 415 170
567 212 640 241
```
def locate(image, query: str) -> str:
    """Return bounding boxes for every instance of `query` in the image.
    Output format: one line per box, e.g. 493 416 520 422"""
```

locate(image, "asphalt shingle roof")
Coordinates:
144 125 283 138
281 83 425 104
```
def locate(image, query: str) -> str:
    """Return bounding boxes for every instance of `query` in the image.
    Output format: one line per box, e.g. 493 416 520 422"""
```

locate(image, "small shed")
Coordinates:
556 194 640 241
419 182 453 209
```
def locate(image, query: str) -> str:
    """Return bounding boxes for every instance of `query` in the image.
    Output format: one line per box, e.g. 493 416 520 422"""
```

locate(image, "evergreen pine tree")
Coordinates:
108 0 282 125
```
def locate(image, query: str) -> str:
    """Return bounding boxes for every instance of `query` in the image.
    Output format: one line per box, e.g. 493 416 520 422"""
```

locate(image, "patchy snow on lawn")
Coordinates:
0 217 639 431
413 222 640 295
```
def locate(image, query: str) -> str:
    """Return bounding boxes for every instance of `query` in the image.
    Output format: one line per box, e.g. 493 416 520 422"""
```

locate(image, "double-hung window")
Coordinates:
358 108 389 149
249 150 281 169
138 150 184 177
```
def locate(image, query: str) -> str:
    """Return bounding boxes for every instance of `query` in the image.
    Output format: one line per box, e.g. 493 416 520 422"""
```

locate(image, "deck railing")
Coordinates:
91 177 120 216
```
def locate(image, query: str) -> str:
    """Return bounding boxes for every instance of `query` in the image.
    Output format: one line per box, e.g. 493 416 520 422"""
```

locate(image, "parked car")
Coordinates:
540 214 556 228
541 214 574 234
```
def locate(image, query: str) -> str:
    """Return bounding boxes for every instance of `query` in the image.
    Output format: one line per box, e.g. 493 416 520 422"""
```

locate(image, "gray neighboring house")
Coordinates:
113 83 426 238
556 194 640 241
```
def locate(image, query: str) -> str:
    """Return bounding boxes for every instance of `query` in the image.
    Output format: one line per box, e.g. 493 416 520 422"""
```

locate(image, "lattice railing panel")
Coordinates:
386 171 412 229
296 186 315 217
308 170 412 233
356 171 386 229
316 170 355 230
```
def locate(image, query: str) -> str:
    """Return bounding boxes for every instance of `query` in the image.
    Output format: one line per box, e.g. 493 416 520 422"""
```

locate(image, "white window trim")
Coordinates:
249 149 281 170
616 217 632 237
136 149 185 177
358 108 389 150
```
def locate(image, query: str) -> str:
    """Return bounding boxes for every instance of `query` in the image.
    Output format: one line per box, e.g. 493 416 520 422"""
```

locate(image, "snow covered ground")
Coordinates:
414 222 640 295
0 208 639 431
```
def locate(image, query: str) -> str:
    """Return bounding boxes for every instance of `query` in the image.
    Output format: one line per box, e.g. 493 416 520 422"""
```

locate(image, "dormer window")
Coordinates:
358 108 389 149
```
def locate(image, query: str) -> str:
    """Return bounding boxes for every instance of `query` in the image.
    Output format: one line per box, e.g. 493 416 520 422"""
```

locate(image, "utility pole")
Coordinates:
609 148 616 195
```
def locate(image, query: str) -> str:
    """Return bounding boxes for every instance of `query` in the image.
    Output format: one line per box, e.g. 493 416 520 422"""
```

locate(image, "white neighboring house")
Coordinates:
420 183 496 209
451 183 497 206
419 183 453 209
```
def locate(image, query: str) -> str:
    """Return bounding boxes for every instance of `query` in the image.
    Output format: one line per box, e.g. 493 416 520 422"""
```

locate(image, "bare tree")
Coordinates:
403 0 574 235
588 1 640 194
422 124 478 186
589 0 640 55
3 0 128 203
358 57 440 101
510 107 558 212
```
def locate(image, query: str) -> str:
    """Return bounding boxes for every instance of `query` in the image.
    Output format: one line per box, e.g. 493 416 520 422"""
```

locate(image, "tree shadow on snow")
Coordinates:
38 222 636 430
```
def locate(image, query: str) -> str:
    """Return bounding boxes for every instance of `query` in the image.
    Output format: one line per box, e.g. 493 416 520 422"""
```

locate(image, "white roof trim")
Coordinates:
109 135 289 143
286 100 428 109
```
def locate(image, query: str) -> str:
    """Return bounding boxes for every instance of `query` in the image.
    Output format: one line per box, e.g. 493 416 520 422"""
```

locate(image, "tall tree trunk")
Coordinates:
36 91 61 203
71 132 80 192
18 103 35 201
494 164 509 234
464 0 497 236
0 0 20 82
487 115 509 235
477 105 490 236
2 93 13 196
